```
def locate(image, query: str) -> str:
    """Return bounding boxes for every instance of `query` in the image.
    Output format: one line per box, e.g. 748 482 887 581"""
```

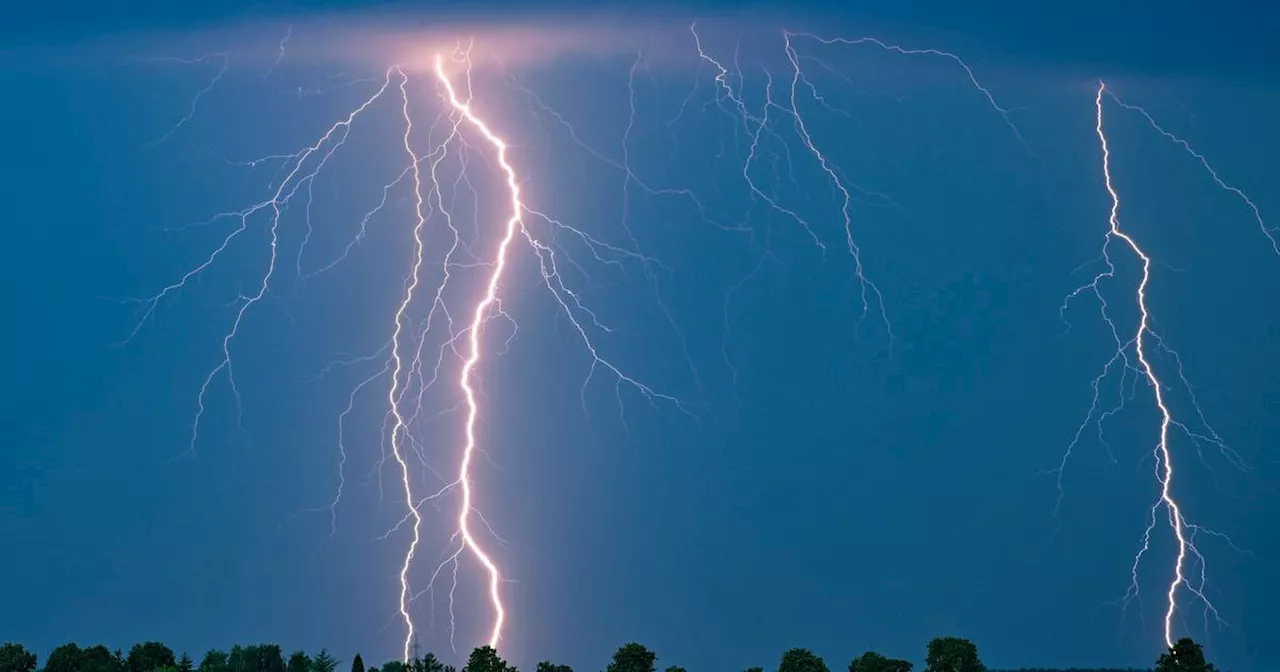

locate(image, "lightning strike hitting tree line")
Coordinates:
1052 81 1267 650
124 20 1270 662
388 64 429 661
433 50 514 654
1090 81 1191 649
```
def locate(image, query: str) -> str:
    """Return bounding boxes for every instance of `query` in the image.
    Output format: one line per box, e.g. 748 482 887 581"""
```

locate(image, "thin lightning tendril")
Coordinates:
138 72 396 460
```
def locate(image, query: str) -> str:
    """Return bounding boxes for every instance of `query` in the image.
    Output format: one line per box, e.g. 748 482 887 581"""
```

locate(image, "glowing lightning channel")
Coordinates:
1093 80 1191 649
432 51 511 651
387 65 430 662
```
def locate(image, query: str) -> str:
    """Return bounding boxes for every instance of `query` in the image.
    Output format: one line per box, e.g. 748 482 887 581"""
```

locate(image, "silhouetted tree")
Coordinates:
312 650 340 672
745 667 765 672
535 661 572 672
225 645 285 672
924 637 984 672
45 644 84 672
607 644 657 672
381 662 409 672
179 654 194 672
289 652 313 672
129 642 177 672
227 648 247 672
83 645 125 672
198 650 229 672
850 651 912 672
0 643 37 672
262 646 288 672
462 646 515 672
415 653 445 672
1154 638 1217 672
778 649 830 672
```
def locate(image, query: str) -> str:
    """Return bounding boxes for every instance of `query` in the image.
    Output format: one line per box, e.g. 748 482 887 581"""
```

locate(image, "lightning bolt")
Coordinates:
431 50 513 652
1092 80 1193 649
1058 81 1261 650
387 65 430 661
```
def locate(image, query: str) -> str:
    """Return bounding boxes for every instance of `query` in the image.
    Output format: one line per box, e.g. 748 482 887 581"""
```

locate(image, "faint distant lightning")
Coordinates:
145 72 395 458
264 25 292 78
782 31 889 332
782 31 1030 152
1105 93 1278 256
433 51 512 651
690 26 1025 338
150 52 230 146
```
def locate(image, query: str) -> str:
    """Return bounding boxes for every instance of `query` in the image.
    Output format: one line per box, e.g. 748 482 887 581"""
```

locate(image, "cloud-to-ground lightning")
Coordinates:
1055 81 1268 649
387 64 430 661
432 50 514 651
1092 81 1193 648
128 22 1030 656
118 16 1271 664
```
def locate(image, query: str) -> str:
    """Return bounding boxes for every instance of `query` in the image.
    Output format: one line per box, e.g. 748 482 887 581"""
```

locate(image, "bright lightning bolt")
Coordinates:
432 50 512 652
1092 80 1192 649
388 65 430 662
1059 80 1264 650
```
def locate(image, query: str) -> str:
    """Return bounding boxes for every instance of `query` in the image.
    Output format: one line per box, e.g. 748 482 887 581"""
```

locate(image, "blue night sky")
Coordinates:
2 2 1278 672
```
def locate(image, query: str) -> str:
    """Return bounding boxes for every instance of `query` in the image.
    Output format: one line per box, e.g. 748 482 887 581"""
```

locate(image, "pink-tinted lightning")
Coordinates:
132 34 686 662
432 51 512 650
1093 80 1188 649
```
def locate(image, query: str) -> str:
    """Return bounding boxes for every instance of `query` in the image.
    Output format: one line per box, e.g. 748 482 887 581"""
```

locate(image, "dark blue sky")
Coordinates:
2 2 1278 672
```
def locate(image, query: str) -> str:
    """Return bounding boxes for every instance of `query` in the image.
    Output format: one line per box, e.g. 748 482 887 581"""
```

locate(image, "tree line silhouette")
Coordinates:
0 635 1219 672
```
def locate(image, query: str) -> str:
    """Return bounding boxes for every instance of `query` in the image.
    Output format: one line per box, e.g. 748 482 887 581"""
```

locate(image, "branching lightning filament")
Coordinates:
1054 81 1266 649
1092 81 1191 648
